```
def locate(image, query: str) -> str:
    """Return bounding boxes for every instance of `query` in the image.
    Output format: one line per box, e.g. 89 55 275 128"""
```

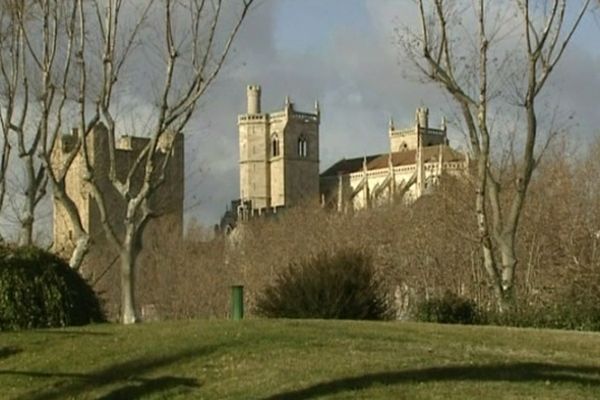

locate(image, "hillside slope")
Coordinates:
1 320 600 399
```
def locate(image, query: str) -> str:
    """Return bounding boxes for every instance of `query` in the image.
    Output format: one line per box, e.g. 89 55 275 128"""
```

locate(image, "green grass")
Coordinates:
1 320 600 399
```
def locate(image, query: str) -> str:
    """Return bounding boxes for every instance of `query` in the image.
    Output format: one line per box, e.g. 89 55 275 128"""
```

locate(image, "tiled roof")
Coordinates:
320 145 465 177
320 154 380 177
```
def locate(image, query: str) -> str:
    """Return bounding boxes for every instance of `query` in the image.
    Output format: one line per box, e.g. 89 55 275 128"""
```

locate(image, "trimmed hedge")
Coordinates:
0 246 104 330
256 249 391 320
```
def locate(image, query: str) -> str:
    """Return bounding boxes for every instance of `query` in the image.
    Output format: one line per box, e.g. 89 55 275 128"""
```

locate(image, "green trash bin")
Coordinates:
231 285 244 320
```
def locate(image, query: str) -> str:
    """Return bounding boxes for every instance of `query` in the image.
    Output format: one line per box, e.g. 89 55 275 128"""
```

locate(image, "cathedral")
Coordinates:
320 107 467 210
222 85 467 229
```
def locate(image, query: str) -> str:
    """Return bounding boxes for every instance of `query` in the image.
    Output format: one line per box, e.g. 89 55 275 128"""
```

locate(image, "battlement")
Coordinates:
390 127 445 137
238 103 318 124
388 108 448 152
60 134 78 153
116 135 149 151
238 114 267 123
289 111 319 123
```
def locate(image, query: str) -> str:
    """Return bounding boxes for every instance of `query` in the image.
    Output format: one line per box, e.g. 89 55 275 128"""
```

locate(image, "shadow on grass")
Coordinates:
30 329 112 336
263 362 600 400
96 376 200 399
1 344 221 400
0 346 22 360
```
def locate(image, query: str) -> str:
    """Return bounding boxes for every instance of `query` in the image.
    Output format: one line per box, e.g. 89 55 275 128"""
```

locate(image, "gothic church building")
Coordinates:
232 85 467 222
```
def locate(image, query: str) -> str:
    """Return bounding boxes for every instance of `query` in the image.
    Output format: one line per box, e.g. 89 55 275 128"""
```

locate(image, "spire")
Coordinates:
389 116 395 132
438 144 443 176
416 107 429 129
416 131 424 198
389 152 396 201
315 100 320 113
441 116 447 132
285 95 290 106
362 156 370 209
337 174 343 212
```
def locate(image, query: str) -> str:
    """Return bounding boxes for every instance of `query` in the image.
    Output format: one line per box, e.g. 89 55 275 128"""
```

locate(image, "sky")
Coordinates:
182 0 600 227
0 0 595 242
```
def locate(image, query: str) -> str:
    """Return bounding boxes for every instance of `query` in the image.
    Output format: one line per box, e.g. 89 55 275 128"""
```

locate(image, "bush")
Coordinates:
415 291 479 325
256 249 391 320
0 246 105 331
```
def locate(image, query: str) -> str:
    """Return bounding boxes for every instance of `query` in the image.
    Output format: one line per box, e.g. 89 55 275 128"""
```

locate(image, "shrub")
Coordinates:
415 291 479 325
256 249 391 320
0 246 105 331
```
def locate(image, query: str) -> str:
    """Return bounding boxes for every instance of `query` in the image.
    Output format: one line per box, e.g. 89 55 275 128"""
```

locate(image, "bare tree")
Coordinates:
0 3 15 240
0 1 49 245
70 0 254 324
0 0 101 260
398 0 592 310
1 0 254 323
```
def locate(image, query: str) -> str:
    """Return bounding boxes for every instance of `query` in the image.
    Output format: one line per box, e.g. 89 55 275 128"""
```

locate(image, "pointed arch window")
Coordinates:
271 134 280 157
298 135 308 157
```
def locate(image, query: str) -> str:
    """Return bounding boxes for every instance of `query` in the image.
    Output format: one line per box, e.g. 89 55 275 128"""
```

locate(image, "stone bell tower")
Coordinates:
237 84 320 217
388 107 448 152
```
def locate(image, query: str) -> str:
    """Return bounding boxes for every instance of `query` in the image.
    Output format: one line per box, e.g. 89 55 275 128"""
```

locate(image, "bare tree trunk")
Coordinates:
120 232 138 324
18 204 33 246
18 160 35 246
0 137 11 235
69 236 90 269
18 154 45 246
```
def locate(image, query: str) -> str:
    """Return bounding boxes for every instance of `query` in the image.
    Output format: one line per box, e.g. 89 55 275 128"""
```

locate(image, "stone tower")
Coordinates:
238 85 320 216
52 123 184 259
388 107 448 152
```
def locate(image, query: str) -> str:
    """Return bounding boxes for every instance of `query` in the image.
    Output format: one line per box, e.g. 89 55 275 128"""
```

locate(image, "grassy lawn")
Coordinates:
1 319 600 399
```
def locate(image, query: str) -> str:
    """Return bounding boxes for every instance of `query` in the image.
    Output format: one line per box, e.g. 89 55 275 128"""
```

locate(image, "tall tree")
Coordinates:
71 0 253 324
399 0 592 310
0 0 49 245
77 0 254 324
2 0 254 323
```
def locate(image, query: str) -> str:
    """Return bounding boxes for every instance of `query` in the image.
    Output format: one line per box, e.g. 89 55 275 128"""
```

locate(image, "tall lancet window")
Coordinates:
271 134 280 157
298 136 308 157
